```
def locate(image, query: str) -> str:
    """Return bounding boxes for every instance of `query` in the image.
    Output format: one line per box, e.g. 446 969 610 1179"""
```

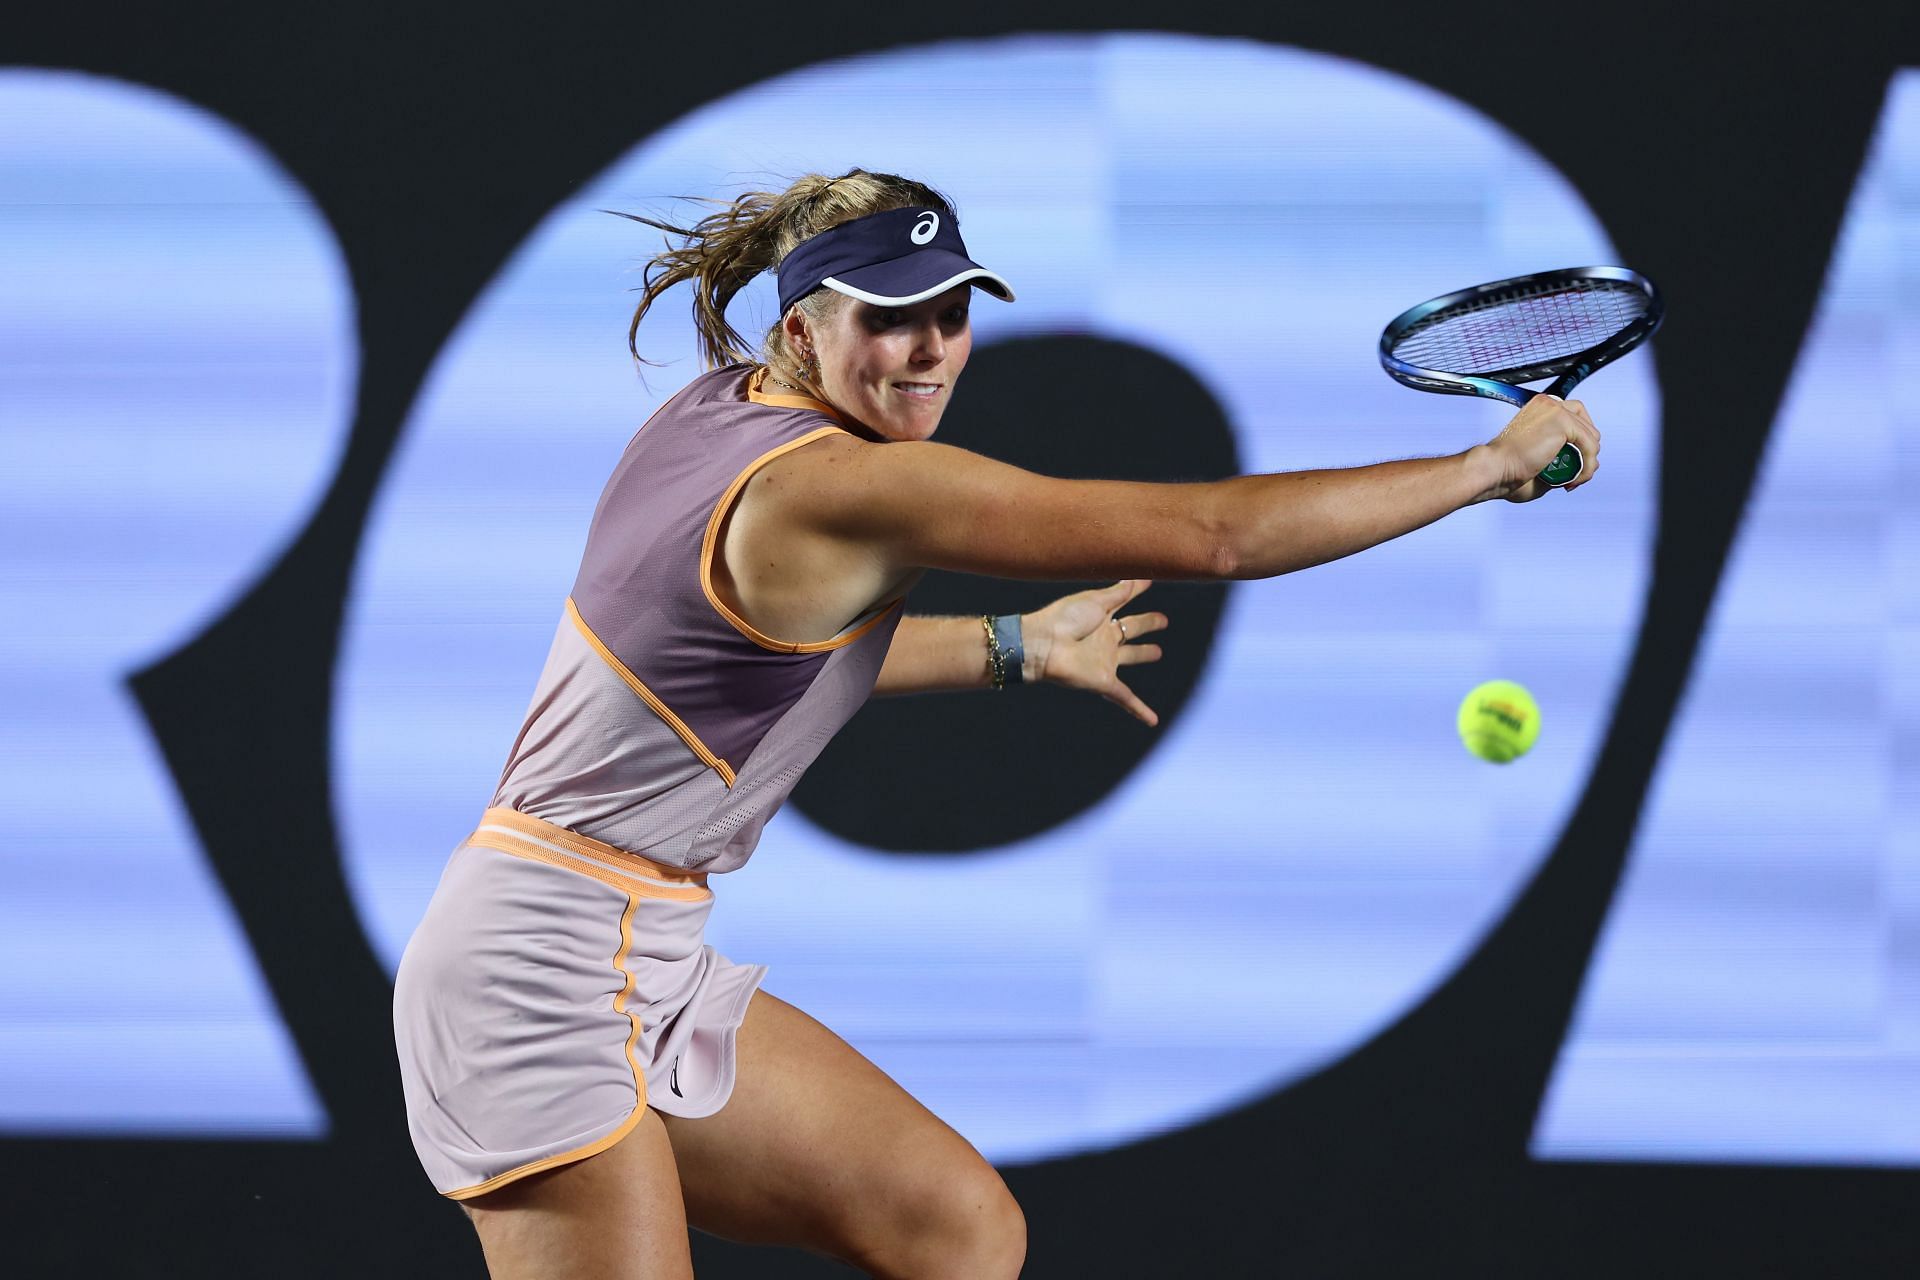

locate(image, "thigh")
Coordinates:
463 1107 694 1280
660 989 1023 1278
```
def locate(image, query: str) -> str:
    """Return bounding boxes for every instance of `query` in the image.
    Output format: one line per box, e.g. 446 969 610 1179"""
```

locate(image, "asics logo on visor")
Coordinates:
910 211 939 244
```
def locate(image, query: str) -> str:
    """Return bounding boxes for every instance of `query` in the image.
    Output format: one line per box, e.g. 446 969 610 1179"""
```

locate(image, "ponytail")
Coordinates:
614 169 952 380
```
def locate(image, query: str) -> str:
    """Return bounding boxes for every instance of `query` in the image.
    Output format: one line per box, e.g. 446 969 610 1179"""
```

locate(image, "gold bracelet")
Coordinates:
980 613 1005 691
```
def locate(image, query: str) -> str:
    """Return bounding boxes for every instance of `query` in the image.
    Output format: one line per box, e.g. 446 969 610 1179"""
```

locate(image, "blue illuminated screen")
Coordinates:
2 46 1913 1168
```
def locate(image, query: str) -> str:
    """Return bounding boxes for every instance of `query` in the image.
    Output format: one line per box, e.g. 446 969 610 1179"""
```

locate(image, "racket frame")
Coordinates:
1378 265 1664 409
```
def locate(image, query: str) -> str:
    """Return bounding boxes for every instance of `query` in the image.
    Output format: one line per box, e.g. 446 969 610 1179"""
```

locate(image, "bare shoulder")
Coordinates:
753 432 1031 536
713 432 907 646
756 430 968 485
748 427 877 498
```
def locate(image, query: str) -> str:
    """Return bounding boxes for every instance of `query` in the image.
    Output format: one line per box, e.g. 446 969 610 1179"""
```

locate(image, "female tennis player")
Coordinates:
393 169 1600 1278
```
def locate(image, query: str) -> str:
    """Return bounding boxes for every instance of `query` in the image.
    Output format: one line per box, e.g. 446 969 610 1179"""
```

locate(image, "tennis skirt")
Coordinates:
393 808 767 1200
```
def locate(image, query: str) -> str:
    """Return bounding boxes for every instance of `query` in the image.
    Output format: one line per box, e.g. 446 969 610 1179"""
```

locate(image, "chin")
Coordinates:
864 404 944 442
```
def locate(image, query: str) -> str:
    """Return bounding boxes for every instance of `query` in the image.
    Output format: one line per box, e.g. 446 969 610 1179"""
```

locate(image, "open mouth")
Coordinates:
893 382 942 400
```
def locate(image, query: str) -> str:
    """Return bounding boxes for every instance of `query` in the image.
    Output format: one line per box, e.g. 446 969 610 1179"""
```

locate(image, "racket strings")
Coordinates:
1391 280 1651 377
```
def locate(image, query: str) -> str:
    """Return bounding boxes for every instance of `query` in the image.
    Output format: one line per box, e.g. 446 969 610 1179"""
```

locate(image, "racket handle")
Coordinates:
1514 381 1585 488
1540 442 1582 487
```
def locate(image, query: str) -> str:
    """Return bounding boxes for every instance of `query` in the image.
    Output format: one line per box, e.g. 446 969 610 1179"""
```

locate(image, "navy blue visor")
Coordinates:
775 206 1015 316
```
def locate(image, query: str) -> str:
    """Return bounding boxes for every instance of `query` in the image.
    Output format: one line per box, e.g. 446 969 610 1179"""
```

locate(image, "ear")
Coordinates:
781 306 811 356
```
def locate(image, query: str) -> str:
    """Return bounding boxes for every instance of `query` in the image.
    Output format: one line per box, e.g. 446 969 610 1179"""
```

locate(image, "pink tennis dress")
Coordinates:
393 365 904 1199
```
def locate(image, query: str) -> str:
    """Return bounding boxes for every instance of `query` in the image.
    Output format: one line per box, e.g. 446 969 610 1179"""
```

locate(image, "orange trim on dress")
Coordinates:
480 806 706 885
744 363 843 419
443 893 650 1201
466 827 711 905
700 428 904 654
565 598 738 788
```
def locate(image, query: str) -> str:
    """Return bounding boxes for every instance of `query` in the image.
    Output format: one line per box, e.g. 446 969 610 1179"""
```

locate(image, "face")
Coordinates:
790 284 973 442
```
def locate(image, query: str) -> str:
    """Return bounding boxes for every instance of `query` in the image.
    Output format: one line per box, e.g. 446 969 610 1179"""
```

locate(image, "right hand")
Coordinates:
1481 395 1601 504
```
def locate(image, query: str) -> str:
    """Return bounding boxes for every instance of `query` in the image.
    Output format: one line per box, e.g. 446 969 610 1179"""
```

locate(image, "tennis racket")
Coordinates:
1379 266 1664 487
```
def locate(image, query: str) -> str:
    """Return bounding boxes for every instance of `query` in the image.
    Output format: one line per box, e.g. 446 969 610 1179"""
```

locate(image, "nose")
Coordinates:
912 316 945 365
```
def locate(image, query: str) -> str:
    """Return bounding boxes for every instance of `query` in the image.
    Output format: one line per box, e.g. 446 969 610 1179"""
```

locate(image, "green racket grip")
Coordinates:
1540 442 1582 487
1535 366 1592 488
1518 377 1586 488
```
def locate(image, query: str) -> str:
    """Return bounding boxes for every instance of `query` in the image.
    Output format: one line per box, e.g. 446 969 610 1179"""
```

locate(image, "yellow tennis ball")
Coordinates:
1457 680 1540 764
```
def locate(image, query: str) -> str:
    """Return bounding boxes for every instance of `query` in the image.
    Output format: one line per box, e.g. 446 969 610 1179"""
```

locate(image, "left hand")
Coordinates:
1023 579 1168 726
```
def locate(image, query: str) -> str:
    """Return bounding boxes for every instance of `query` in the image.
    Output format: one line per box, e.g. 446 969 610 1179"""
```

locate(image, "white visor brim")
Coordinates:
820 267 1016 308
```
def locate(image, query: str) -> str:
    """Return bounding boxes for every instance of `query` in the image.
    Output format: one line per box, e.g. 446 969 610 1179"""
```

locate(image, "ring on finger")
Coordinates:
1115 617 1129 641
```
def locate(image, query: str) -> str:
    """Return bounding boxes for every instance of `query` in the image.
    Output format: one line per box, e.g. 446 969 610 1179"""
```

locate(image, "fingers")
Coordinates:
1560 399 1602 492
1101 579 1153 613
1102 587 1163 724
1521 397 1601 494
1105 679 1159 727
1493 394 1603 499
1113 610 1170 642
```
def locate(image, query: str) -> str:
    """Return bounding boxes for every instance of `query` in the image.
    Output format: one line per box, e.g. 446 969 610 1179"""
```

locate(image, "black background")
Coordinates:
8 1 1919 1274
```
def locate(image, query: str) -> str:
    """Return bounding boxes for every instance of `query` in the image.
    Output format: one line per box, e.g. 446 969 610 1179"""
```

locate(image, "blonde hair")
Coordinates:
614 169 953 382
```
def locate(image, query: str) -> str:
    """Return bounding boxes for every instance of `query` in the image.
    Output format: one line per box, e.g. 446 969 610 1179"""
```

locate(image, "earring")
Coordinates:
801 349 820 383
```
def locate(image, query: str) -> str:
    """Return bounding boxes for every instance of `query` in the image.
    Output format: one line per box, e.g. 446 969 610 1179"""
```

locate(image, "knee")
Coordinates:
868 1159 1025 1280
950 1163 1025 1278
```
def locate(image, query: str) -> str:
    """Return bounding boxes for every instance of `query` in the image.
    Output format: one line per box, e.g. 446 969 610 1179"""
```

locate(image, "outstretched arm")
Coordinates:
739 396 1598 661
873 580 1168 725
766 397 1598 596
